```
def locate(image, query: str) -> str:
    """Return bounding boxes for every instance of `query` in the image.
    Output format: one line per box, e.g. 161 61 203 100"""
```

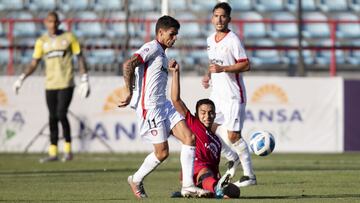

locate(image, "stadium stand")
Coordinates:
229 0 252 11
281 38 314 65
1 0 360 75
302 12 330 38
0 0 25 10
93 0 124 11
314 39 345 65
236 12 266 38
59 0 91 12
250 39 285 65
0 38 10 66
346 40 360 65
6 11 37 37
105 11 136 38
334 13 360 39
286 0 317 11
28 0 57 11
254 0 285 12
72 11 103 38
268 12 298 38
349 0 360 11
129 0 159 12
318 0 348 12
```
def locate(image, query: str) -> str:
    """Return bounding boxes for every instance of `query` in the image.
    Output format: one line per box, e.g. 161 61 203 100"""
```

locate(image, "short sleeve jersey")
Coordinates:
133 40 169 110
185 111 221 171
207 31 248 103
33 30 81 90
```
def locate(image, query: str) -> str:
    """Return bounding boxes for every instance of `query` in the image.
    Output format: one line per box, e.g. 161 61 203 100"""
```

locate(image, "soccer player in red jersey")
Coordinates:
169 59 239 198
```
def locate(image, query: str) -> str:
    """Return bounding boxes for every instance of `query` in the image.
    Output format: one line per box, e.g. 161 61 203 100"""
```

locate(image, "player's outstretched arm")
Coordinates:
169 59 188 117
118 55 142 107
13 58 40 94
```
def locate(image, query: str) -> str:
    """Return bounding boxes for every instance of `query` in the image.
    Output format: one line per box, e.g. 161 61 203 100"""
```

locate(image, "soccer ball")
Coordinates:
249 131 275 156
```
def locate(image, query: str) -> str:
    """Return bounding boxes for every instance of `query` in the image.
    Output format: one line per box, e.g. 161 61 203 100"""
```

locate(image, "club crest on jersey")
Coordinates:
161 66 168 74
150 129 158 136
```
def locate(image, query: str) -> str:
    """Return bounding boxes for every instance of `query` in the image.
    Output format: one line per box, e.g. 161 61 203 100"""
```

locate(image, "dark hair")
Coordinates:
155 15 180 34
195 99 215 116
213 2 232 16
223 183 240 198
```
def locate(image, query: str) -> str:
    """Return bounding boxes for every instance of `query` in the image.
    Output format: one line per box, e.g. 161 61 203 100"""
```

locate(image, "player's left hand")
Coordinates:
208 63 223 73
78 74 90 98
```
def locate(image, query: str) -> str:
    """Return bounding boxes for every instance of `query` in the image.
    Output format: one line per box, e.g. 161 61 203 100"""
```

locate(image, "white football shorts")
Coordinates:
136 100 184 144
211 95 246 132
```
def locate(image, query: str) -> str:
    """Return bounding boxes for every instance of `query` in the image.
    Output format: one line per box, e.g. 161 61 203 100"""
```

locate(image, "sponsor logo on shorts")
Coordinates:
151 129 158 136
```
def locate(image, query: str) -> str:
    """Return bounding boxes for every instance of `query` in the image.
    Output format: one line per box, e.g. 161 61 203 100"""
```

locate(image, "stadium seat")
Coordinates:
346 40 360 65
0 23 4 36
302 12 330 38
191 0 218 11
281 38 314 65
237 12 266 38
169 0 187 12
229 0 252 11
14 38 35 64
105 12 136 38
268 12 298 38
334 13 360 39
0 38 10 65
6 12 37 37
286 0 317 11
94 0 123 11
129 0 159 12
141 12 162 38
314 39 345 65
59 0 91 11
254 0 285 11
0 0 24 10
349 0 360 11
318 0 348 12
175 12 202 38
73 11 103 38
250 39 284 65
84 38 116 65
28 0 57 11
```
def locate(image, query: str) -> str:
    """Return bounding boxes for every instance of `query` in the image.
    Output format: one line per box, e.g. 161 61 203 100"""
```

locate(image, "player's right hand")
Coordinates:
168 59 179 73
202 75 210 89
118 87 132 108
13 74 26 95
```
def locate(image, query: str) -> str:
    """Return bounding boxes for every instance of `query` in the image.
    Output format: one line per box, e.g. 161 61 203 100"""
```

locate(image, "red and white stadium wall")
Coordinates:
0 76 358 153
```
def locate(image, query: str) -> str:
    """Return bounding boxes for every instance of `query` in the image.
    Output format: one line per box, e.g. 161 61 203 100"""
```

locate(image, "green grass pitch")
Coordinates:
1 153 360 203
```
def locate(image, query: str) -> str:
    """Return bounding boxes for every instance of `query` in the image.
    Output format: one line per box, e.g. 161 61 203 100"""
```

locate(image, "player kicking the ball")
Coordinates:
118 16 210 199
169 59 240 198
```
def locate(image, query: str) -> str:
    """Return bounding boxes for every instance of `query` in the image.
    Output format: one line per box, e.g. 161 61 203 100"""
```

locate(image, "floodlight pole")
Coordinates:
296 0 306 76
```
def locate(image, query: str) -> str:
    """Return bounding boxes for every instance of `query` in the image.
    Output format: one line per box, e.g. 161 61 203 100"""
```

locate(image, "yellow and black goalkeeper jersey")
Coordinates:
33 30 81 90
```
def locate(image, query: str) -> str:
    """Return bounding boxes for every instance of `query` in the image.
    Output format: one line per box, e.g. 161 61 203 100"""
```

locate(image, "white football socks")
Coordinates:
133 152 161 183
180 144 196 187
233 138 255 178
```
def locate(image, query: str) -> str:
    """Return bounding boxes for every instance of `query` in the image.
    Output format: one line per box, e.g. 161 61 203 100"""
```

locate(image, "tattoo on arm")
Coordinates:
123 55 142 91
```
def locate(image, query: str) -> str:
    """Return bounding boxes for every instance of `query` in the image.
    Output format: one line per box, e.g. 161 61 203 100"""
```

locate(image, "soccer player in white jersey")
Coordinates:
202 2 256 187
118 16 210 199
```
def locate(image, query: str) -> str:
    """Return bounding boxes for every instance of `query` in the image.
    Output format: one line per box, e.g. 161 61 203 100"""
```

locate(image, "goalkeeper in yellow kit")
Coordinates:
13 11 90 163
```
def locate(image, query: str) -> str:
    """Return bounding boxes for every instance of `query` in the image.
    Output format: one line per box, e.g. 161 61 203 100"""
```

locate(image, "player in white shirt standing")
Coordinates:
118 15 210 199
202 2 256 187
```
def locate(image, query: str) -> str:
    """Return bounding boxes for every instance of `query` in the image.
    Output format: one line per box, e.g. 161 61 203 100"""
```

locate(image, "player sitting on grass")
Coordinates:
169 59 240 198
